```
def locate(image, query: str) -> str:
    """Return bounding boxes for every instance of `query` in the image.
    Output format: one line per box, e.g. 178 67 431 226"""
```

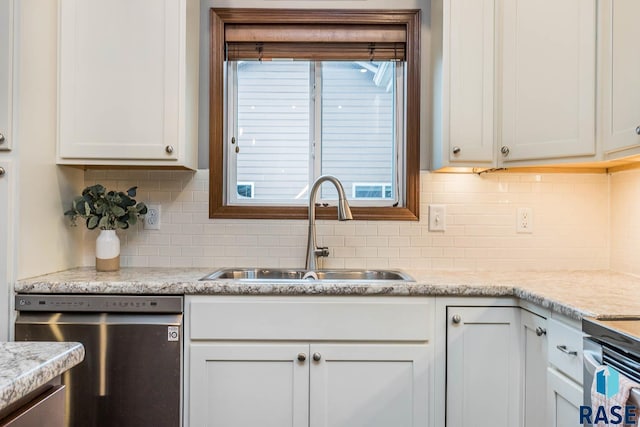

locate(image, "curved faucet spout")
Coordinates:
305 175 353 270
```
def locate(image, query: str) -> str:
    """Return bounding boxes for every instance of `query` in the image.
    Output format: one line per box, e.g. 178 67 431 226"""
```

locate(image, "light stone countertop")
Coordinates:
0 342 84 411
14 267 640 320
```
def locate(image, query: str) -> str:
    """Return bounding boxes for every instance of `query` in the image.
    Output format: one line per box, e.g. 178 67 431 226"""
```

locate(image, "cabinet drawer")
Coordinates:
547 318 584 384
188 296 432 341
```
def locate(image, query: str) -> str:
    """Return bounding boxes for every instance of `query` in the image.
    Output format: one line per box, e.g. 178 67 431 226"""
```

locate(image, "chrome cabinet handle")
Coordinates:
556 345 578 356
500 146 510 156
452 314 461 324
297 353 306 362
0 133 5 144
313 352 322 361
636 126 640 135
452 146 461 155
535 327 547 336
165 145 174 154
0 167 5 177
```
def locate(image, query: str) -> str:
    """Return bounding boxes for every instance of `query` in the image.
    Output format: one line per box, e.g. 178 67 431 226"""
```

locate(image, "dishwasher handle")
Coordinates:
15 312 183 326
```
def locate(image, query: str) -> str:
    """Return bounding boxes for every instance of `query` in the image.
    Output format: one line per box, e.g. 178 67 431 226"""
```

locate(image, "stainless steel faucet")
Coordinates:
305 175 353 270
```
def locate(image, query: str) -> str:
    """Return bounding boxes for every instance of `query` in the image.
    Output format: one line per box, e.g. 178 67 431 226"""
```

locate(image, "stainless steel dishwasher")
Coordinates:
583 317 640 426
14 294 183 427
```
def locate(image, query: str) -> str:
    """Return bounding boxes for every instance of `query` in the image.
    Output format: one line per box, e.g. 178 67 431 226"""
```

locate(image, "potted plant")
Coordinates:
64 184 148 271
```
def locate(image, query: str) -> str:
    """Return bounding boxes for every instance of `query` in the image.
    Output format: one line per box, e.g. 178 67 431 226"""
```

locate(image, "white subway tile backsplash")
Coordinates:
82 169 611 274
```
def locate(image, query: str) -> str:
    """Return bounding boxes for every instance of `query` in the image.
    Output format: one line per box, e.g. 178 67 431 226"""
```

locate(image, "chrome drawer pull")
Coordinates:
556 345 578 356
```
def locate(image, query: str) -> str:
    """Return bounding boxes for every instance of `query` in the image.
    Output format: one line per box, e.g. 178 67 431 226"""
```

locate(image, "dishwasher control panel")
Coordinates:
15 294 183 313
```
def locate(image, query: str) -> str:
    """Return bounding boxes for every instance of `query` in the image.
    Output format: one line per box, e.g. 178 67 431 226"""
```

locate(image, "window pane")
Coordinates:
235 61 311 202
320 62 396 201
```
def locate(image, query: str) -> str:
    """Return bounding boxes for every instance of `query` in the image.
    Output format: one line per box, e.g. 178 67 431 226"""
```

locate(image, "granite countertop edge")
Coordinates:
0 342 85 411
17 267 640 321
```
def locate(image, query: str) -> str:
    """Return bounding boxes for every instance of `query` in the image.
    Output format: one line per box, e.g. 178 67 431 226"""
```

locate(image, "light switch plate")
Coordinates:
429 204 446 231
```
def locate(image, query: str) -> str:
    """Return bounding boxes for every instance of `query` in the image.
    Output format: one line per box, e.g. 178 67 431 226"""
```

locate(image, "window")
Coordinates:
228 60 401 206
209 9 421 220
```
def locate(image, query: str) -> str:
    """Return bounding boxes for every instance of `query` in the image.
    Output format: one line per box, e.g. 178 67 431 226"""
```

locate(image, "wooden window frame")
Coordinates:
209 8 421 221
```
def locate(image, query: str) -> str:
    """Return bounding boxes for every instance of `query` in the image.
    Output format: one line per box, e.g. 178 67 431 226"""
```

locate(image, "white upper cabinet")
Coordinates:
501 0 596 164
439 0 496 167
57 0 198 169
600 0 640 158
432 0 598 169
0 0 13 152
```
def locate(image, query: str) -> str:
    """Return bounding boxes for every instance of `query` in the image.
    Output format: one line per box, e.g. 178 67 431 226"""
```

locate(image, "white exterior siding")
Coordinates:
235 61 311 200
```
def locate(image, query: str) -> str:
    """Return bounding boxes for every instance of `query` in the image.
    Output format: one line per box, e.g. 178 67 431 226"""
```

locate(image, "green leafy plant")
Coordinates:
64 185 148 230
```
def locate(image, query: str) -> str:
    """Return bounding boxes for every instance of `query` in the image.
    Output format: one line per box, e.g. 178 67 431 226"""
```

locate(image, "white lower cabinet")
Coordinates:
189 343 310 427
309 344 429 427
446 306 521 427
547 367 583 427
186 296 433 427
521 310 548 427
189 342 429 427
546 317 584 427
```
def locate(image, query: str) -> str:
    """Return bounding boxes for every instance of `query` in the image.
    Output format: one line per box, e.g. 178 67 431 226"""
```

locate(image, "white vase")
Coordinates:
95 229 120 272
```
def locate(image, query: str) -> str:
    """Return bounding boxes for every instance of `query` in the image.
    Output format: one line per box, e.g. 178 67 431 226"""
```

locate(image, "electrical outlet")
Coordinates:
429 204 446 231
144 204 161 230
517 207 533 234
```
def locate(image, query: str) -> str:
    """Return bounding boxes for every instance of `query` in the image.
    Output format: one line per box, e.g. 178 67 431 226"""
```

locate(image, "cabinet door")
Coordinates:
522 310 548 427
189 343 309 427
58 0 181 161
501 0 596 163
447 306 520 427
547 368 582 427
0 0 12 151
442 0 495 165
600 0 640 156
309 344 429 427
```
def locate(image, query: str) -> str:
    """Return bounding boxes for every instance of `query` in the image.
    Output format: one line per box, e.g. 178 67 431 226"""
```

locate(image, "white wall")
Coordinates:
610 168 640 276
83 169 610 275
14 0 84 281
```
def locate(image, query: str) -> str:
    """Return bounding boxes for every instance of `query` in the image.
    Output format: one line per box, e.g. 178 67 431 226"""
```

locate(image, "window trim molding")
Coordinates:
209 8 421 221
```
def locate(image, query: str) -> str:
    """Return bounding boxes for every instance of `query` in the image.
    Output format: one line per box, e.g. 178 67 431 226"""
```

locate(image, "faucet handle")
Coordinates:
315 247 330 258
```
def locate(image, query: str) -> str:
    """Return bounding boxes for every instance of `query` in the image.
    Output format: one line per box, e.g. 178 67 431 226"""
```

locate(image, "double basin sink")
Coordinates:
200 268 415 283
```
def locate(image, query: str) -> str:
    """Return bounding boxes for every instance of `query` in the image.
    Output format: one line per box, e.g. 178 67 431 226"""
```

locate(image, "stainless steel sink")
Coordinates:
200 268 415 282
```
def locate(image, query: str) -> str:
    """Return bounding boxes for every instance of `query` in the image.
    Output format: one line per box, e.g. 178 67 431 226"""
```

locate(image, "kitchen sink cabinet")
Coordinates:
432 0 598 170
56 0 198 169
189 343 310 427
445 306 521 427
599 0 640 159
185 296 433 427
189 342 429 427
